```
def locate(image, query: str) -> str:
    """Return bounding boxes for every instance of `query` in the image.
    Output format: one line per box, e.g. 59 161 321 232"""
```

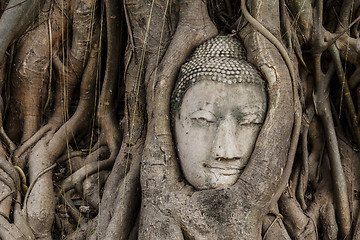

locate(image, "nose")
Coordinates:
212 116 242 160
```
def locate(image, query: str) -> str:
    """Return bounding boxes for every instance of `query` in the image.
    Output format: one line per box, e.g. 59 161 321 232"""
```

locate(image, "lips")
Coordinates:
203 162 243 175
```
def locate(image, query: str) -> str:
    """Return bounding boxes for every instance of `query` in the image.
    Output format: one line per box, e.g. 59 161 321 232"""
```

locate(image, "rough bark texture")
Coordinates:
0 0 359 239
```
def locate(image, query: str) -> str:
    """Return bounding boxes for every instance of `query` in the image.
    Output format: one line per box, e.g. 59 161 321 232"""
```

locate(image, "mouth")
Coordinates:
203 162 244 175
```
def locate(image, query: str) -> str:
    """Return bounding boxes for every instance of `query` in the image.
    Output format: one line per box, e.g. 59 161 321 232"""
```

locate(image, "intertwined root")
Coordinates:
0 0 360 239
0 0 114 238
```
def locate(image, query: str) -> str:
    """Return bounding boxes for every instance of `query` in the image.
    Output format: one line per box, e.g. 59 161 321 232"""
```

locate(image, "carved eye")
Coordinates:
238 114 264 125
190 110 216 125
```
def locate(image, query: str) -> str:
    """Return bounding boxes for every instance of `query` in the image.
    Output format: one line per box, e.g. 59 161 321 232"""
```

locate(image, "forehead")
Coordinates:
179 80 267 115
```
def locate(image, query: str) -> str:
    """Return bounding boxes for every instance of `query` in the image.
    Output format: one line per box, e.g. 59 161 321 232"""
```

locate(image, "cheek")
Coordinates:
187 127 216 154
237 125 261 156
175 119 216 162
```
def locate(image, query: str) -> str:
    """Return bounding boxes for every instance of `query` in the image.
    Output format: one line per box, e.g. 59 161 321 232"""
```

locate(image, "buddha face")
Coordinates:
174 80 267 190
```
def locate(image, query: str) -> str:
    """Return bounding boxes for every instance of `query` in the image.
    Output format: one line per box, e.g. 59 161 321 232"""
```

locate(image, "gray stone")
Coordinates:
171 36 267 190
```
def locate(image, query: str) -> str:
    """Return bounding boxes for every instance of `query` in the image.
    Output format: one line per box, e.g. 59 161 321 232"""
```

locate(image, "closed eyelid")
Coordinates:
189 109 217 122
237 114 264 124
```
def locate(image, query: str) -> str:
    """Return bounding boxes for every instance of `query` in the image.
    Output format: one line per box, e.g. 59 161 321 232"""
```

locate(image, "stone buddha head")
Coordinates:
171 36 267 190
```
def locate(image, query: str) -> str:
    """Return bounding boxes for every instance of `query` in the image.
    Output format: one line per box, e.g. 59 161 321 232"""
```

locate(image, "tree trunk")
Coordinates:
0 0 359 239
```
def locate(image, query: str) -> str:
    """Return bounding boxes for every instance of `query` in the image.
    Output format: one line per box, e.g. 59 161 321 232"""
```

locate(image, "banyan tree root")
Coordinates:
0 147 13 220
25 38 100 238
138 0 296 239
85 0 175 237
0 0 359 239
279 138 356 240
6 3 62 143
0 0 45 152
96 0 123 163
3 3 124 235
0 0 101 235
0 168 12 220
9 0 98 168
